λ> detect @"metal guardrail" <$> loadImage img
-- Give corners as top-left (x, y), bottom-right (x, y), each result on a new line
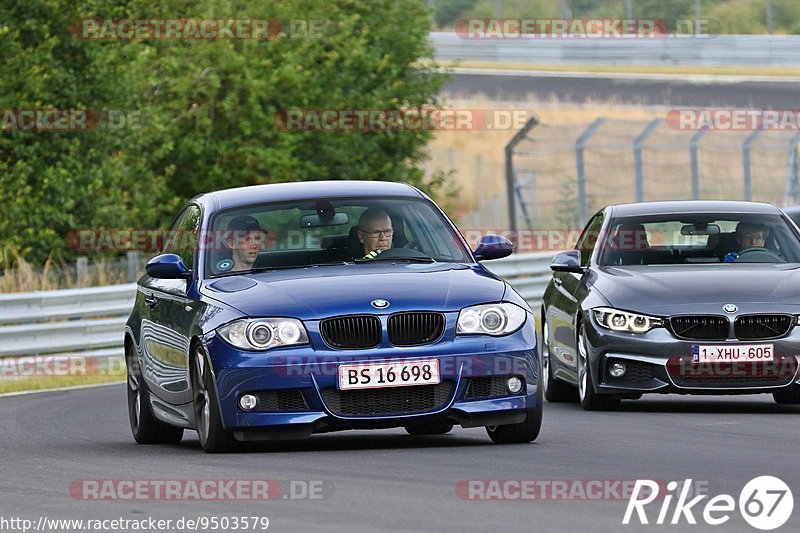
top-left (0, 284), bottom-right (135, 358)
top-left (0, 252), bottom-right (558, 361)
top-left (431, 32), bottom-right (800, 67)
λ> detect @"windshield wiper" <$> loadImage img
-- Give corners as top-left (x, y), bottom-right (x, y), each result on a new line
top-left (249, 261), bottom-right (352, 272)
top-left (354, 256), bottom-right (436, 263)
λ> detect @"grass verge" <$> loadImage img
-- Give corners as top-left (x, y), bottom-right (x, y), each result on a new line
top-left (0, 374), bottom-right (125, 395)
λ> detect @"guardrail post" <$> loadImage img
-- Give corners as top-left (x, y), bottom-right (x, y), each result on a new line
top-left (633, 119), bottom-right (662, 203)
top-left (576, 118), bottom-right (606, 223)
top-left (505, 116), bottom-right (539, 232)
top-left (742, 130), bottom-right (762, 201)
top-left (690, 128), bottom-right (709, 200)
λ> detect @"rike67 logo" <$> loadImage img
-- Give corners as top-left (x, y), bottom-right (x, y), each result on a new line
top-left (624, 477), bottom-right (793, 530)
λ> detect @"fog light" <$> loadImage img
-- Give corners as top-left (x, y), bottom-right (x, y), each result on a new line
top-left (507, 376), bottom-right (523, 394)
top-left (239, 394), bottom-right (258, 411)
top-left (609, 362), bottom-right (627, 378)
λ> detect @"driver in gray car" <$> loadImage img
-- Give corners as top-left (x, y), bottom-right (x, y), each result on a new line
top-left (723, 222), bottom-right (769, 262)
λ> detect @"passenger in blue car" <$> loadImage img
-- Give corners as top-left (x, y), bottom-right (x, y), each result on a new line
top-left (225, 215), bottom-right (266, 271)
top-left (357, 207), bottom-right (393, 259)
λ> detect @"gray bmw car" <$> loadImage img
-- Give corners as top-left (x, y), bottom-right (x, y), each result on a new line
top-left (541, 201), bottom-right (800, 410)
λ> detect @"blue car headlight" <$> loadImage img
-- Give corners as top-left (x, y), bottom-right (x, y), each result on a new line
top-left (457, 302), bottom-right (529, 336)
top-left (593, 307), bottom-right (663, 334)
top-left (218, 318), bottom-right (309, 351)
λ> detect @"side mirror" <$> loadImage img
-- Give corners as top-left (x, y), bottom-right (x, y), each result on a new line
top-left (550, 250), bottom-right (585, 273)
top-left (146, 254), bottom-right (192, 279)
top-left (474, 235), bottom-right (513, 261)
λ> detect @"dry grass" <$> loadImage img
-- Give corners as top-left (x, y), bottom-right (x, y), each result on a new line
top-left (0, 249), bottom-right (133, 293)
top-left (0, 374), bottom-right (125, 395)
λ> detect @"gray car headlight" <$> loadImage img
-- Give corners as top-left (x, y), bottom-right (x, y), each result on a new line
top-left (218, 318), bottom-right (308, 351)
top-left (457, 303), bottom-right (529, 336)
top-left (593, 307), bottom-right (663, 334)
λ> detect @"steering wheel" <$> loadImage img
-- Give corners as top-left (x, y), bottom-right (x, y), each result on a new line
top-left (373, 247), bottom-right (429, 259)
top-left (735, 247), bottom-right (784, 263)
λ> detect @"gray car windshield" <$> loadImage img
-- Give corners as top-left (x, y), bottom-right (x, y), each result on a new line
top-left (598, 213), bottom-right (800, 266)
top-left (205, 197), bottom-right (470, 276)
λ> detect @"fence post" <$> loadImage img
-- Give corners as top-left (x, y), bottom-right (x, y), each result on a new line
top-left (690, 128), bottom-right (709, 200)
top-left (127, 251), bottom-right (140, 282)
top-left (474, 155), bottom-right (483, 227)
top-left (76, 257), bottom-right (89, 286)
top-left (505, 116), bottom-right (539, 232)
top-left (514, 170), bottom-right (535, 230)
top-left (633, 119), bottom-right (662, 203)
top-left (783, 132), bottom-right (800, 206)
top-left (576, 118), bottom-right (606, 223)
top-left (742, 130), bottom-right (762, 201)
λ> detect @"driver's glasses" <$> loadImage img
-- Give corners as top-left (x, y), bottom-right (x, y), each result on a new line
top-left (361, 228), bottom-right (394, 238)
top-left (740, 232), bottom-right (765, 247)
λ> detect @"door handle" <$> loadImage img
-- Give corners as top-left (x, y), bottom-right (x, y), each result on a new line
top-left (145, 294), bottom-right (158, 308)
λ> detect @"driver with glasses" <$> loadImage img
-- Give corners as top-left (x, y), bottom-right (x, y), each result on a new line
top-left (723, 222), bottom-right (770, 262)
top-left (357, 207), bottom-right (394, 259)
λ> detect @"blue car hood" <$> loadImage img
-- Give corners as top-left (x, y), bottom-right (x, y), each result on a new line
top-left (200, 263), bottom-right (505, 319)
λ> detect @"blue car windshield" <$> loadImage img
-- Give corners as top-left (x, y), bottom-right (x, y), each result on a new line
top-left (597, 213), bottom-right (800, 266)
top-left (205, 196), bottom-right (470, 276)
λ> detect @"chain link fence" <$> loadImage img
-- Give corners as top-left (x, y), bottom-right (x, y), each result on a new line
top-left (455, 118), bottom-right (800, 232)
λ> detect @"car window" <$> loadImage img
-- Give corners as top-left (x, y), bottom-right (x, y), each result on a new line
top-left (599, 213), bottom-right (800, 266)
top-left (162, 204), bottom-right (201, 270)
top-left (575, 213), bottom-right (604, 266)
top-left (205, 197), bottom-right (470, 276)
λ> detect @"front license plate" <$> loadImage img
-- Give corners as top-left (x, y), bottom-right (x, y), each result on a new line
top-left (338, 360), bottom-right (440, 390)
top-left (691, 344), bottom-right (774, 362)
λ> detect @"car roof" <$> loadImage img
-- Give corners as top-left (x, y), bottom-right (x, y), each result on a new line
top-left (609, 200), bottom-right (782, 217)
top-left (193, 180), bottom-right (424, 211)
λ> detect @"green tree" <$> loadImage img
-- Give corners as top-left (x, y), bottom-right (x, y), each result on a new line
top-left (0, 0), bottom-right (448, 267)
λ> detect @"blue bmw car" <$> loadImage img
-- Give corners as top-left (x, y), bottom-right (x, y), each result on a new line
top-left (125, 181), bottom-right (541, 452)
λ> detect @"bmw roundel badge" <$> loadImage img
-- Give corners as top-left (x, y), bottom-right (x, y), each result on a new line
top-left (371, 299), bottom-right (390, 309)
top-left (723, 303), bottom-right (737, 313)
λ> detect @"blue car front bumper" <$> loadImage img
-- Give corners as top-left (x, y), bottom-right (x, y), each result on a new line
top-left (203, 321), bottom-right (538, 441)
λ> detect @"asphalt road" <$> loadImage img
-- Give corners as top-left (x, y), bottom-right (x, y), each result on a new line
top-left (447, 72), bottom-right (800, 108)
top-left (1, 383), bottom-right (798, 532)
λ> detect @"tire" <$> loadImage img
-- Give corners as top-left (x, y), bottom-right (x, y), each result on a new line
top-left (192, 345), bottom-right (238, 453)
top-left (540, 313), bottom-right (578, 403)
top-left (577, 323), bottom-right (619, 411)
top-left (773, 386), bottom-right (800, 404)
top-left (486, 378), bottom-right (543, 444)
top-left (126, 346), bottom-right (184, 445)
top-left (404, 421), bottom-right (454, 435)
